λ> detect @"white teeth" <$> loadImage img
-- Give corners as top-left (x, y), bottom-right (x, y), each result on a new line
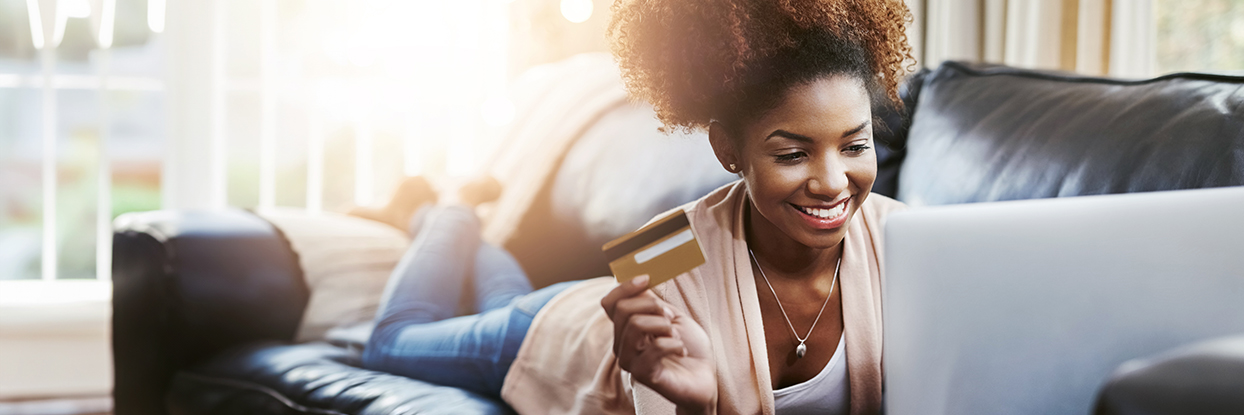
top-left (799, 202), bottom-right (846, 219)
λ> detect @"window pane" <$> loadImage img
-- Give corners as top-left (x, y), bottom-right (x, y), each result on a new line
top-left (371, 123), bottom-right (405, 211)
top-left (1155, 0), bottom-right (1244, 74)
top-left (56, 89), bottom-right (100, 280)
top-left (275, 104), bottom-right (308, 208)
top-left (0, 88), bottom-right (41, 281)
top-left (323, 124), bottom-right (355, 212)
top-left (228, 93), bottom-right (261, 208)
top-left (109, 89), bottom-right (163, 222)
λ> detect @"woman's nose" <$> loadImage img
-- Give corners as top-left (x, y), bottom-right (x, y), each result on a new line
top-left (807, 155), bottom-right (849, 197)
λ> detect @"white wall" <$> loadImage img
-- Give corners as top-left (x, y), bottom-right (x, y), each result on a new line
top-left (0, 281), bottom-right (112, 399)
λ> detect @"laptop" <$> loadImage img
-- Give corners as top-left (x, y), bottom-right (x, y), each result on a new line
top-left (882, 186), bottom-right (1244, 415)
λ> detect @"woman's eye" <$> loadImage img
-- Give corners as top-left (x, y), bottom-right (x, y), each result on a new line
top-left (775, 152), bottom-right (805, 162)
top-left (845, 144), bottom-right (872, 155)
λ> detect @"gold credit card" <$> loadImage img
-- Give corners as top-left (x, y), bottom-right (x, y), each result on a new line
top-left (602, 209), bottom-right (706, 289)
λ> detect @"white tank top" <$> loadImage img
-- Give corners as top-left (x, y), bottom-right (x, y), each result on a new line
top-left (772, 334), bottom-right (850, 414)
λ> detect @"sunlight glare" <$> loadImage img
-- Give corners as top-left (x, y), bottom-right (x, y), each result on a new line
top-left (25, 0), bottom-right (45, 49)
top-left (481, 95), bottom-right (516, 126)
top-left (148, 0), bottom-right (166, 33)
top-left (98, 0), bottom-right (116, 48)
top-left (561, 0), bottom-right (592, 23)
top-left (63, 0), bottom-right (91, 19)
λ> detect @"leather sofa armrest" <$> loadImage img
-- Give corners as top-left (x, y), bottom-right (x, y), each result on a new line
top-left (1094, 335), bottom-right (1244, 414)
top-left (112, 209), bottom-right (309, 415)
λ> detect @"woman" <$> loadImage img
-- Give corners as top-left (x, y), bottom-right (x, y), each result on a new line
top-left (361, 0), bottom-right (913, 413)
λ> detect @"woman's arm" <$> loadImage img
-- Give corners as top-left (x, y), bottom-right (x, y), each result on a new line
top-left (601, 275), bottom-right (717, 413)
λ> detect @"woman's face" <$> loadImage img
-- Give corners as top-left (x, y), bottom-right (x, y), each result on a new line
top-left (712, 75), bottom-right (877, 250)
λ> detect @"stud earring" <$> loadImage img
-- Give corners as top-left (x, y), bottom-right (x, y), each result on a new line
top-left (728, 163), bottom-right (737, 172)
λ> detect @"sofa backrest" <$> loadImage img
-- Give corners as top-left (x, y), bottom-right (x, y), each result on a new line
top-left (897, 61), bottom-right (1244, 206)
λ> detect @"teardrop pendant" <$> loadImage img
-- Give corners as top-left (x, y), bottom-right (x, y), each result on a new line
top-left (796, 342), bottom-right (807, 358)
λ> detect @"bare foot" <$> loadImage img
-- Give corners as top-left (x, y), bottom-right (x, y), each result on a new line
top-left (458, 175), bottom-right (502, 207)
top-left (349, 176), bottom-right (438, 230)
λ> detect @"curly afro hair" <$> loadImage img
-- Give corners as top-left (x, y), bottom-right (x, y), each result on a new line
top-left (608, 0), bottom-right (914, 134)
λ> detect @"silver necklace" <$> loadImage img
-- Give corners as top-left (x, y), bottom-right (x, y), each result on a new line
top-left (748, 248), bottom-right (840, 359)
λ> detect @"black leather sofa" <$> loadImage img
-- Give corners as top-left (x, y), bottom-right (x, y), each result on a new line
top-left (112, 61), bottom-right (1244, 415)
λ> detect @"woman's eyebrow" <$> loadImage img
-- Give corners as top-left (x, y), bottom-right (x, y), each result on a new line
top-left (841, 120), bottom-right (870, 138)
top-left (765, 120), bottom-right (871, 142)
top-left (766, 130), bottom-right (815, 142)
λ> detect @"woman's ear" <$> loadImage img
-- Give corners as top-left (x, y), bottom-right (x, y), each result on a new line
top-left (708, 121), bottom-right (741, 174)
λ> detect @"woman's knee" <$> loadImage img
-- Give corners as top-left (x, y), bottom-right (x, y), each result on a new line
top-left (421, 205), bottom-right (480, 237)
top-left (361, 316), bottom-right (410, 370)
top-left (360, 328), bottom-right (389, 370)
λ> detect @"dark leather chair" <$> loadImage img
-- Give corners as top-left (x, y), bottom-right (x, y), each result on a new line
top-left (111, 61), bottom-right (1244, 414)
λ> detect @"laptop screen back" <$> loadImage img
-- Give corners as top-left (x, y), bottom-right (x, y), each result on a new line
top-left (883, 186), bottom-right (1244, 415)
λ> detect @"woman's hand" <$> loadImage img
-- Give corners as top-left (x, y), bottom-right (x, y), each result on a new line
top-left (601, 275), bottom-right (716, 413)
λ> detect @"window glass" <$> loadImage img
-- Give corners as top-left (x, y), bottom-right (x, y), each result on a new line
top-left (228, 93), bottom-right (261, 208)
top-left (0, 0), bottom-right (163, 280)
top-left (108, 89), bottom-right (164, 227)
top-left (56, 88), bottom-right (101, 280)
top-left (274, 104), bottom-right (309, 208)
top-left (0, 88), bottom-right (41, 280)
top-left (323, 123), bottom-right (357, 212)
top-left (1155, 0), bottom-right (1244, 74)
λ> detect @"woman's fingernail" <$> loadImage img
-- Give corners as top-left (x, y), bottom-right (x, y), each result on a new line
top-left (633, 275), bottom-right (649, 287)
top-left (681, 347), bottom-right (688, 357)
top-left (663, 306), bottom-right (675, 320)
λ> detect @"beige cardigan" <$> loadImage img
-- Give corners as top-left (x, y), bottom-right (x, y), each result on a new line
top-left (501, 180), bottom-right (905, 414)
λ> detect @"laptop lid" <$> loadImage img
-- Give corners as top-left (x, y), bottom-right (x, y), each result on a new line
top-left (883, 186), bottom-right (1244, 415)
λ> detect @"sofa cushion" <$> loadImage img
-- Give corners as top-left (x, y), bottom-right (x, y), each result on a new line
top-left (169, 342), bottom-right (512, 415)
top-left (899, 61), bottom-right (1244, 206)
top-left (256, 208), bottom-right (411, 342)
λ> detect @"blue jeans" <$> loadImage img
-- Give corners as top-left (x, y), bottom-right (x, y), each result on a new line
top-left (361, 205), bottom-right (576, 399)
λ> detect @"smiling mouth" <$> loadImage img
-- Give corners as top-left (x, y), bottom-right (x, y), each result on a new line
top-left (792, 198), bottom-right (849, 221)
